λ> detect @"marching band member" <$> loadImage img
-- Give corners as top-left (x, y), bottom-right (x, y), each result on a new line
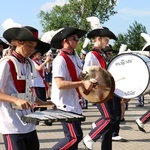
top-left (50, 27), bottom-right (93, 150)
top-left (103, 44), bottom-right (128, 142)
top-left (102, 44), bottom-right (114, 62)
top-left (0, 26), bottom-right (53, 150)
top-left (30, 49), bottom-right (53, 125)
top-left (83, 27), bottom-right (117, 150)
top-left (136, 44), bottom-right (150, 133)
top-left (30, 49), bottom-right (53, 111)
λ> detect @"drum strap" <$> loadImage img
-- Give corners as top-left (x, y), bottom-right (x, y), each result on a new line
top-left (60, 52), bottom-right (82, 99)
top-left (92, 51), bottom-right (106, 69)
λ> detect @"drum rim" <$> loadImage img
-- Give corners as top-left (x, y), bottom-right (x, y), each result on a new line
top-left (107, 52), bottom-right (150, 99)
top-left (107, 52), bottom-right (150, 69)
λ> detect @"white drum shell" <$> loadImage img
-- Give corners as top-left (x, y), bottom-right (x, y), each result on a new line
top-left (107, 53), bottom-right (150, 99)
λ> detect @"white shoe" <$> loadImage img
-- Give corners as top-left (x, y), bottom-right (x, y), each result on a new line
top-left (91, 122), bottom-right (96, 129)
top-left (112, 136), bottom-right (128, 142)
top-left (112, 136), bottom-right (122, 140)
top-left (83, 135), bottom-right (94, 150)
top-left (136, 118), bottom-right (146, 132)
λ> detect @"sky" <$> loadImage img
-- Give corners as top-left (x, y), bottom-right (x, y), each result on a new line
top-left (0, 0), bottom-right (150, 40)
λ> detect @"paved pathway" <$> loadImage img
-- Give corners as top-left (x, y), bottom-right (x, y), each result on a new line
top-left (0, 96), bottom-right (150, 150)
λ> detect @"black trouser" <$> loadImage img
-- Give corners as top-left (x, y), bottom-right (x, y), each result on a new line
top-left (3, 130), bottom-right (39, 150)
top-left (90, 99), bottom-right (115, 150)
top-left (51, 120), bottom-right (83, 150)
top-left (140, 110), bottom-right (150, 124)
top-left (33, 87), bottom-right (47, 111)
top-left (112, 95), bottom-right (122, 137)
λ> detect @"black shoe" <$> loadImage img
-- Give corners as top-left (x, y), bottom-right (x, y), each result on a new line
top-left (136, 104), bottom-right (144, 107)
top-left (120, 118), bottom-right (125, 122)
top-left (82, 106), bottom-right (88, 109)
top-left (92, 103), bottom-right (96, 106)
top-left (44, 120), bottom-right (52, 126)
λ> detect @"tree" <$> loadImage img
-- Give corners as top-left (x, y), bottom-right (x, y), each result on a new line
top-left (38, 0), bottom-right (117, 54)
top-left (113, 21), bottom-right (147, 52)
top-left (38, 0), bottom-right (117, 32)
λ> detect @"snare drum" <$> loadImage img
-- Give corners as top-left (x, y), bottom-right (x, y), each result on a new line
top-left (107, 53), bottom-right (150, 99)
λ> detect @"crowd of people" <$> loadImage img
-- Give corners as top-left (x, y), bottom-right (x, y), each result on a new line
top-left (0, 24), bottom-right (149, 150)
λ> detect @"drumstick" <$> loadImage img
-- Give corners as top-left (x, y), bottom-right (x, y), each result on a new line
top-left (11, 104), bottom-right (31, 110)
top-left (35, 105), bottom-right (55, 108)
top-left (35, 105), bottom-right (66, 108)
top-left (12, 104), bottom-right (66, 110)
top-left (83, 85), bottom-right (111, 95)
top-left (115, 77), bottom-right (125, 82)
top-left (94, 82), bottom-right (111, 91)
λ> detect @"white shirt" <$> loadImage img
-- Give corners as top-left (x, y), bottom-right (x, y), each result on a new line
top-left (51, 54), bottom-right (82, 114)
top-left (0, 59), bottom-right (35, 134)
top-left (84, 51), bottom-right (102, 69)
top-left (31, 60), bottom-right (45, 87)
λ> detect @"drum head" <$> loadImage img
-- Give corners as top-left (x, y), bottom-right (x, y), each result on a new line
top-left (79, 66), bottom-right (115, 103)
top-left (107, 53), bottom-right (150, 99)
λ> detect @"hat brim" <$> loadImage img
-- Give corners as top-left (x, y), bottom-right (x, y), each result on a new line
top-left (87, 29), bottom-right (102, 39)
top-left (37, 40), bottom-right (51, 55)
top-left (3, 27), bottom-right (51, 55)
top-left (0, 39), bottom-right (9, 49)
top-left (51, 27), bottom-right (87, 49)
top-left (143, 45), bottom-right (150, 51)
top-left (87, 28), bottom-right (117, 40)
top-left (30, 49), bottom-right (39, 58)
top-left (103, 48), bottom-right (118, 54)
top-left (101, 29), bottom-right (117, 40)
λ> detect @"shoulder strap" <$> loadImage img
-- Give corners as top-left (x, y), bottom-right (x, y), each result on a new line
top-left (60, 52), bottom-right (81, 98)
top-left (92, 51), bottom-right (106, 69)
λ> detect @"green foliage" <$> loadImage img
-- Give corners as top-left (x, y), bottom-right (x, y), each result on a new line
top-left (37, 0), bottom-right (117, 52)
top-left (113, 21), bottom-right (147, 52)
top-left (38, 0), bottom-right (117, 33)
top-left (38, 1), bottom-right (148, 55)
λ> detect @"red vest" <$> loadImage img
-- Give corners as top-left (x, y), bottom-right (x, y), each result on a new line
top-left (8, 60), bottom-right (26, 93)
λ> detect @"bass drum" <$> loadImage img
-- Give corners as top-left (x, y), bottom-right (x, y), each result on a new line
top-left (107, 53), bottom-right (150, 99)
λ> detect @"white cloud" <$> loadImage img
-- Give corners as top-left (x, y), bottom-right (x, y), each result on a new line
top-left (118, 8), bottom-right (150, 17)
top-left (40, 0), bottom-right (68, 12)
top-left (2, 18), bottom-right (22, 30)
